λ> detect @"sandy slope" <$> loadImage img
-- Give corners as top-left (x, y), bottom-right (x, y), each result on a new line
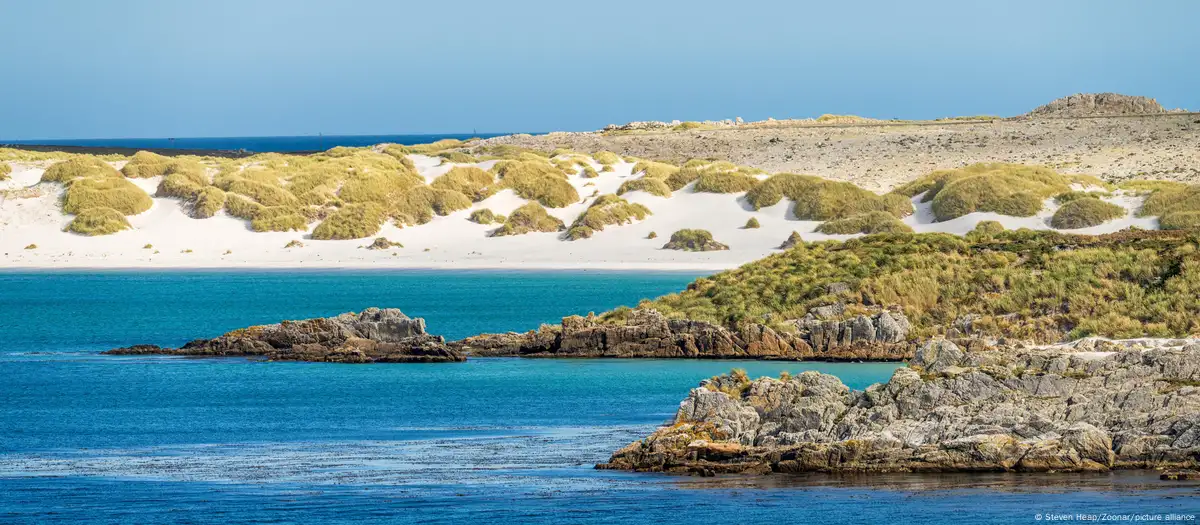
top-left (0, 155), bottom-right (1161, 271)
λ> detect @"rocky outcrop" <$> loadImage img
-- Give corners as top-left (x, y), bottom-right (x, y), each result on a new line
top-left (452, 309), bottom-right (912, 360)
top-left (599, 338), bottom-right (1200, 474)
top-left (794, 309), bottom-right (913, 359)
top-left (105, 308), bottom-right (465, 363)
top-left (1026, 93), bottom-right (1170, 118)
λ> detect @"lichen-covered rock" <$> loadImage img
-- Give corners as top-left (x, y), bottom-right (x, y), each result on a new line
top-left (1026, 93), bottom-right (1169, 118)
top-left (105, 308), bottom-right (464, 363)
top-left (794, 309), bottom-right (913, 359)
top-left (599, 339), bottom-right (1200, 474)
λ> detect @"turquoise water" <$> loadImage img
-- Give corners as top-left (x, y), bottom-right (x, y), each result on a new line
top-left (0, 271), bottom-right (1196, 523)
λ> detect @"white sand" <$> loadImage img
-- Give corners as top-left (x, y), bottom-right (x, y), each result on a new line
top-left (0, 156), bottom-right (1164, 271)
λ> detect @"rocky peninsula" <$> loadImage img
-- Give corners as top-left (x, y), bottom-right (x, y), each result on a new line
top-left (598, 338), bottom-right (1200, 474)
top-left (105, 308), bottom-right (465, 363)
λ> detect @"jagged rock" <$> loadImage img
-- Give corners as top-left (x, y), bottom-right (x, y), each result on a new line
top-left (105, 308), bottom-right (464, 363)
top-left (1026, 93), bottom-right (1169, 118)
top-left (599, 339), bottom-right (1200, 474)
top-left (794, 310), bottom-right (912, 358)
top-left (778, 231), bottom-right (804, 250)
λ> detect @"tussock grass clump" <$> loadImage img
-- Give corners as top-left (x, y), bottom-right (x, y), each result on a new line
top-left (437, 151), bottom-right (478, 164)
top-left (626, 230), bottom-right (1200, 340)
top-left (121, 151), bottom-right (174, 178)
top-left (816, 211), bottom-right (913, 234)
top-left (592, 151), bottom-right (621, 165)
top-left (224, 193), bottom-right (266, 220)
top-left (218, 177), bottom-right (298, 207)
top-left (694, 170), bottom-right (759, 193)
top-left (1050, 198), bottom-right (1125, 229)
top-left (250, 206), bottom-right (309, 232)
top-left (580, 166), bottom-right (599, 178)
top-left (491, 202), bottom-right (564, 236)
top-left (431, 167), bottom-right (496, 201)
top-left (1054, 190), bottom-right (1110, 204)
top-left (748, 173), bottom-right (912, 220)
top-left (312, 203), bottom-right (388, 240)
top-left (648, 231), bottom-right (658, 239)
top-left (890, 164), bottom-right (1077, 222)
top-left (42, 157), bottom-right (121, 183)
top-left (393, 186), bottom-right (473, 225)
top-left (24, 243), bottom-right (36, 250)
top-left (779, 231), bottom-right (804, 249)
top-left (366, 237), bottom-right (403, 250)
top-left (285, 240), bottom-right (305, 248)
top-left (617, 177), bottom-right (672, 197)
top-left (67, 207), bottom-right (131, 236)
top-left (156, 169), bottom-right (209, 199)
top-left (0, 162), bottom-right (11, 180)
top-left (62, 177), bottom-right (153, 216)
top-left (493, 161), bottom-right (578, 207)
top-left (338, 170), bottom-right (424, 204)
top-left (565, 194), bottom-right (651, 240)
top-left (967, 220), bottom-right (1006, 239)
top-left (1138, 184), bottom-right (1200, 230)
top-left (469, 208), bottom-right (501, 224)
top-left (630, 160), bottom-right (679, 180)
top-left (191, 186), bottom-right (227, 219)
top-left (744, 217), bottom-right (761, 229)
top-left (663, 229), bottom-right (729, 251)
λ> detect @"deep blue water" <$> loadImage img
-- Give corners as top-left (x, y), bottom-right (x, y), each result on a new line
top-left (0, 271), bottom-right (1196, 524)
top-left (0, 133), bottom-right (513, 153)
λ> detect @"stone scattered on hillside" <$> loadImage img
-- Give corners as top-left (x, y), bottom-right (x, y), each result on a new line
top-left (599, 338), bottom-right (1200, 474)
top-left (1026, 93), bottom-right (1169, 118)
top-left (105, 308), bottom-right (464, 363)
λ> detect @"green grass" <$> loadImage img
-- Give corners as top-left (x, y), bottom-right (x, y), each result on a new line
top-left (61, 177), bottom-right (153, 216)
top-left (816, 211), bottom-right (913, 234)
top-left (744, 217), bottom-right (761, 229)
top-left (430, 167), bottom-right (496, 201)
top-left (251, 209), bottom-right (309, 232)
top-left (66, 207), bottom-right (132, 236)
top-left (191, 187), bottom-right (227, 219)
top-left (469, 208), bottom-right (501, 224)
top-left (393, 186), bottom-right (473, 225)
top-left (338, 170), bottom-right (425, 204)
top-left (217, 176), bottom-right (299, 207)
top-left (437, 151), bottom-right (478, 164)
top-left (1050, 198), bottom-right (1126, 229)
top-left (662, 229), bottom-right (728, 251)
top-left (592, 151), bottom-right (621, 165)
top-left (967, 220), bottom-right (1006, 239)
top-left (617, 177), bottom-right (672, 197)
top-left (613, 230), bottom-right (1200, 340)
top-left (890, 164), bottom-right (1087, 222)
top-left (492, 160), bottom-right (578, 207)
top-left (565, 194), bottom-right (651, 240)
top-left (1138, 184), bottom-right (1200, 231)
top-left (121, 151), bottom-right (174, 178)
top-left (630, 160), bottom-right (678, 180)
top-left (41, 157), bottom-right (121, 183)
top-left (224, 193), bottom-right (266, 220)
top-left (748, 173), bottom-right (912, 220)
top-left (694, 170), bottom-right (759, 193)
top-left (312, 203), bottom-right (388, 240)
top-left (490, 202), bottom-right (564, 236)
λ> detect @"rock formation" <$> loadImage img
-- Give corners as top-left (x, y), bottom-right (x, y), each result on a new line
top-left (105, 308), bottom-right (464, 363)
top-left (452, 308), bottom-right (912, 360)
top-left (599, 338), bottom-right (1200, 474)
top-left (1026, 93), bottom-right (1169, 118)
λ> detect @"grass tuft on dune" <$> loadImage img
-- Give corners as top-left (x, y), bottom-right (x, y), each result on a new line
top-left (1050, 198), bottom-right (1125, 229)
top-left (67, 207), bottom-right (132, 236)
top-left (565, 194), bottom-right (651, 240)
top-left (431, 167), bottom-right (497, 201)
top-left (312, 203), bottom-right (388, 240)
top-left (816, 211), bottom-right (913, 234)
top-left (890, 163), bottom-right (1094, 222)
top-left (491, 202), bottom-right (564, 236)
top-left (492, 160), bottom-right (579, 207)
top-left (748, 173), bottom-right (912, 220)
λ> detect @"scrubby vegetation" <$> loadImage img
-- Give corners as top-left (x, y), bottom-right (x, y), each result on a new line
top-left (891, 163), bottom-right (1104, 222)
top-left (662, 229), bottom-right (729, 251)
top-left (779, 231), bottom-right (803, 249)
top-left (592, 151), bottom-right (621, 165)
top-left (748, 173), bottom-right (912, 220)
top-left (648, 231), bottom-right (658, 239)
top-left (615, 230), bottom-right (1200, 341)
top-left (66, 207), bottom-right (131, 236)
top-left (24, 243), bottom-right (36, 250)
top-left (41, 157), bottom-right (122, 183)
top-left (469, 208), bottom-right (502, 224)
top-left (617, 177), bottom-right (672, 197)
top-left (393, 186), bottom-right (472, 225)
top-left (250, 207), bottom-right (309, 232)
top-left (366, 237), bottom-right (403, 250)
top-left (121, 151), bottom-right (175, 178)
top-left (492, 160), bottom-right (579, 207)
top-left (1050, 198), bottom-right (1125, 229)
top-left (437, 151), bottom-right (478, 164)
top-left (1054, 190), bottom-right (1110, 204)
top-left (312, 203), bottom-right (388, 240)
top-left (0, 162), bottom-right (11, 180)
top-left (1138, 183), bottom-right (1200, 230)
top-left (744, 217), bottom-right (760, 229)
top-left (967, 220), bottom-right (1006, 239)
top-left (61, 177), bottom-right (153, 216)
top-left (694, 170), bottom-right (760, 193)
top-left (816, 211), bottom-right (913, 234)
top-left (490, 202), bottom-right (564, 236)
top-left (565, 194), bottom-right (651, 240)
top-left (431, 167), bottom-right (496, 201)
top-left (191, 187), bottom-right (227, 219)
top-left (630, 160), bottom-right (679, 180)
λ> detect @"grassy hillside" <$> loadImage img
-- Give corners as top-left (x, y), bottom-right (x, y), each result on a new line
top-left (608, 229), bottom-right (1200, 341)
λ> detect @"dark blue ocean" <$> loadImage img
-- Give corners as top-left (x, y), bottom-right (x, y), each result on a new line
top-left (0, 271), bottom-right (1196, 524)
top-left (0, 133), bottom-right (513, 153)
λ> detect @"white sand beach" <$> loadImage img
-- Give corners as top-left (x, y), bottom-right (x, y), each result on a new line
top-left (0, 153), bottom-right (1160, 271)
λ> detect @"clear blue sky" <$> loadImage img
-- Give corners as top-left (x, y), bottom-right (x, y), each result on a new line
top-left (1, 0), bottom-right (1196, 139)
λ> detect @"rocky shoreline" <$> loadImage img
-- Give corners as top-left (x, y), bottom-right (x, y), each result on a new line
top-left (597, 338), bottom-right (1200, 475)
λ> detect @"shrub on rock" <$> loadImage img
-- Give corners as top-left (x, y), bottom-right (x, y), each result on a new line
top-left (663, 229), bottom-right (729, 251)
top-left (778, 231), bottom-right (803, 249)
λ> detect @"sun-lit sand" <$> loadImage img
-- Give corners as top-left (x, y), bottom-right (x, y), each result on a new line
top-left (0, 153), bottom-right (1162, 270)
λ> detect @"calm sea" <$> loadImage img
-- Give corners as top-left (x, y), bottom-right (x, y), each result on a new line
top-left (0, 271), bottom-right (1195, 524)
top-left (0, 133), bottom-right (514, 153)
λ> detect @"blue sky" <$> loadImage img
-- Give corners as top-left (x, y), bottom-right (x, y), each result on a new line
top-left (0, 0), bottom-right (1196, 139)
